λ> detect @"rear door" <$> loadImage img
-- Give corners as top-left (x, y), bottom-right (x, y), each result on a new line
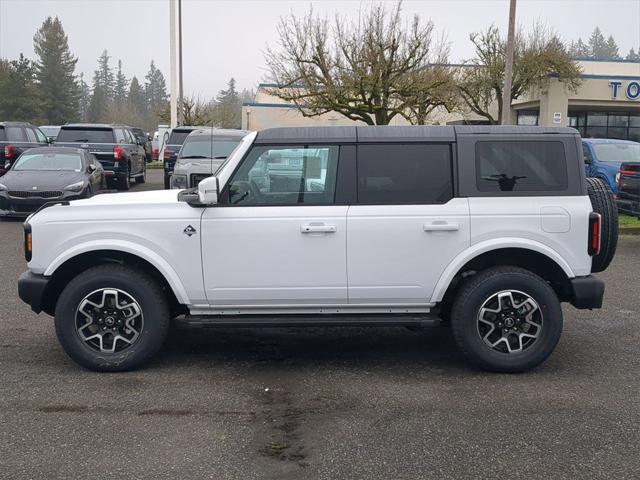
top-left (347, 143), bottom-right (470, 306)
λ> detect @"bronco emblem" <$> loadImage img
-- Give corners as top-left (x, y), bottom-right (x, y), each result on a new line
top-left (183, 225), bottom-right (197, 237)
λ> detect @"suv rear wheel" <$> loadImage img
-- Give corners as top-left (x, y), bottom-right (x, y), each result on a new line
top-left (135, 163), bottom-right (146, 184)
top-left (450, 266), bottom-right (563, 373)
top-left (54, 264), bottom-right (170, 371)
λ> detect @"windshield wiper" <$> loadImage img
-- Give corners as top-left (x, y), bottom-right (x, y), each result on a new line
top-left (180, 155), bottom-right (209, 159)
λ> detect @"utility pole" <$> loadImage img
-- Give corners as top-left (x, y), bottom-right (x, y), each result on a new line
top-left (501, 0), bottom-right (517, 125)
top-left (169, 0), bottom-right (177, 128)
top-left (177, 0), bottom-right (184, 125)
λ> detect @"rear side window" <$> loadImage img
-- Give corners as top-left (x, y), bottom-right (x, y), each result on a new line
top-left (5, 126), bottom-right (26, 141)
top-left (168, 130), bottom-right (192, 145)
top-left (476, 141), bottom-right (568, 192)
top-left (357, 144), bottom-right (453, 204)
top-left (57, 128), bottom-right (115, 143)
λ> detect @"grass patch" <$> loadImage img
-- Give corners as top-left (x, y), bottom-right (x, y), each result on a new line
top-left (619, 214), bottom-right (640, 227)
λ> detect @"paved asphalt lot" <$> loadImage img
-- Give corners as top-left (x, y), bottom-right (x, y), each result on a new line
top-left (1, 169), bottom-right (639, 479)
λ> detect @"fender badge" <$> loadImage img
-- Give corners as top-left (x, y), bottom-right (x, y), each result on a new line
top-left (183, 225), bottom-right (197, 237)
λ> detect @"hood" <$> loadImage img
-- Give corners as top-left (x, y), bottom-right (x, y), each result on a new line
top-left (1, 170), bottom-right (86, 190)
top-left (70, 188), bottom-right (180, 207)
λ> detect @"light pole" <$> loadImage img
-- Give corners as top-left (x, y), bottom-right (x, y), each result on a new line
top-left (169, 0), bottom-right (177, 128)
top-left (501, 0), bottom-right (517, 125)
top-left (177, 0), bottom-right (184, 125)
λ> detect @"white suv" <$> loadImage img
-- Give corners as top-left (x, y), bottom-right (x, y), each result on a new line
top-left (18, 126), bottom-right (617, 373)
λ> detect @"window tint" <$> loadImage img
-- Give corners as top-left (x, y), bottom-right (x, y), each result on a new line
top-left (114, 128), bottom-right (126, 143)
top-left (476, 141), bottom-right (568, 192)
top-left (25, 128), bottom-right (37, 142)
top-left (34, 128), bottom-right (48, 143)
top-left (168, 130), bottom-right (192, 145)
top-left (5, 127), bottom-right (26, 141)
top-left (57, 128), bottom-right (115, 143)
top-left (228, 145), bottom-right (339, 205)
top-left (357, 144), bottom-right (453, 204)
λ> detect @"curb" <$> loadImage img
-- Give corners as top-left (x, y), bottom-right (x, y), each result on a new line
top-left (620, 226), bottom-right (640, 235)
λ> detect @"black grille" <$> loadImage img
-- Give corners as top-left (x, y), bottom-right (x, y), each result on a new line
top-left (8, 190), bottom-right (62, 199)
top-left (190, 174), bottom-right (210, 187)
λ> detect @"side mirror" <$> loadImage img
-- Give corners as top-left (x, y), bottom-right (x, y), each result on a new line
top-left (87, 164), bottom-right (96, 173)
top-left (198, 176), bottom-right (219, 204)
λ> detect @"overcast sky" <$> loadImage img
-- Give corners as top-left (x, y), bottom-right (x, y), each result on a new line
top-left (1, 0), bottom-right (639, 99)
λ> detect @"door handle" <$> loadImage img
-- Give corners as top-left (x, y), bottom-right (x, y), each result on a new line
top-left (423, 222), bottom-right (459, 232)
top-left (301, 224), bottom-right (337, 233)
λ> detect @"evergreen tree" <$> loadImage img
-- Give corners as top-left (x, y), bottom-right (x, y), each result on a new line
top-left (627, 48), bottom-right (640, 61)
top-left (0, 55), bottom-right (42, 122)
top-left (114, 59), bottom-right (128, 104)
top-left (93, 49), bottom-right (115, 99)
top-left (215, 77), bottom-right (241, 128)
top-left (144, 60), bottom-right (168, 112)
top-left (127, 76), bottom-right (147, 115)
top-left (568, 38), bottom-right (590, 58)
top-left (604, 35), bottom-right (621, 59)
top-left (87, 84), bottom-right (109, 123)
top-left (588, 27), bottom-right (609, 59)
top-left (33, 16), bottom-right (78, 123)
top-left (78, 72), bottom-right (91, 121)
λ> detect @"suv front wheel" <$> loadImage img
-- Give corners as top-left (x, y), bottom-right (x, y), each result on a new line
top-left (54, 264), bottom-right (170, 371)
top-left (450, 266), bottom-right (563, 373)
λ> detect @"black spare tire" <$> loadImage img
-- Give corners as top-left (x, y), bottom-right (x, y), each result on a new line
top-left (587, 177), bottom-right (618, 273)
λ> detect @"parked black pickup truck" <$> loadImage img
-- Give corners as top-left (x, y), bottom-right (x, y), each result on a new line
top-left (617, 162), bottom-right (640, 217)
top-left (55, 124), bottom-right (146, 190)
top-left (163, 126), bottom-right (201, 189)
top-left (0, 121), bottom-right (49, 175)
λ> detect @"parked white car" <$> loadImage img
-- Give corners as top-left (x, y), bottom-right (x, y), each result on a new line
top-left (170, 128), bottom-right (247, 189)
top-left (18, 126), bottom-right (617, 373)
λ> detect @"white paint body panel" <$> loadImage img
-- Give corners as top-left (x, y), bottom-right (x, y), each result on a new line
top-left (347, 199), bottom-right (470, 304)
top-left (201, 206), bottom-right (348, 305)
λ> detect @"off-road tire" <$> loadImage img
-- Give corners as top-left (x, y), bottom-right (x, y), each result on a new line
top-left (586, 177), bottom-right (618, 273)
top-left (450, 266), bottom-right (563, 373)
top-left (54, 264), bottom-right (170, 372)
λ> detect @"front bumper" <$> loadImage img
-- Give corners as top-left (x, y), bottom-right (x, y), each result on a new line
top-left (18, 271), bottom-right (51, 314)
top-left (569, 275), bottom-right (605, 309)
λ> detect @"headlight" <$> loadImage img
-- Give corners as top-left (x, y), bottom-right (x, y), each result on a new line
top-left (64, 181), bottom-right (87, 192)
top-left (171, 174), bottom-right (187, 189)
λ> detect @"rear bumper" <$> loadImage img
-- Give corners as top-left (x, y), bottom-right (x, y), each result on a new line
top-left (18, 271), bottom-right (51, 314)
top-left (569, 275), bottom-right (605, 309)
top-left (616, 197), bottom-right (640, 217)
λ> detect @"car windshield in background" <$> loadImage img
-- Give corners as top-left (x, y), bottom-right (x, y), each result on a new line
top-left (57, 128), bottom-right (114, 143)
top-left (593, 143), bottom-right (640, 162)
top-left (168, 130), bottom-right (192, 145)
top-left (13, 153), bottom-right (82, 171)
top-left (180, 137), bottom-right (242, 159)
top-left (40, 126), bottom-right (60, 138)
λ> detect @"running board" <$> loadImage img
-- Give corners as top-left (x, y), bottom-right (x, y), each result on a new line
top-left (177, 314), bottom-right (442, 328)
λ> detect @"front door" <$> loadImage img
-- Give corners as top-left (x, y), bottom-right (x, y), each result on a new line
top-left (201, 144), bottom-right (348, 308)
top-left (347, 143), bottom-right (470, 305)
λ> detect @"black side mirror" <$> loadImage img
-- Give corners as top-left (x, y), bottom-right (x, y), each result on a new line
top-left (87, 164), bottom-right (96, 173)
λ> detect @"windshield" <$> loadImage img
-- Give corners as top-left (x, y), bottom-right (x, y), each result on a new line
top-left (168, 130), bottom-right (192, 145)
top-left (13, 152), bottom-right (82, 171)
top-left (179, 137), bottom-right (242, 160)
top-left (593, 143), bottom-right (640, 163)
top-left (40, 126), bottom-right (60, 138)
top-left (57, 128), bottom-right (114, 143)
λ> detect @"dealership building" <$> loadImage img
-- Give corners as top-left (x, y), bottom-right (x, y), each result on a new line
top-left (242, 59), bottom-right (640, 141)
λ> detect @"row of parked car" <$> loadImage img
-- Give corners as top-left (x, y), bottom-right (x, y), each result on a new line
top-left (0, 121), bottom-right (153, 217)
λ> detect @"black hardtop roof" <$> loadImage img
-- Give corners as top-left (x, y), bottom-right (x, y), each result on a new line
top-left (255, 125), bottom-right (579, 144)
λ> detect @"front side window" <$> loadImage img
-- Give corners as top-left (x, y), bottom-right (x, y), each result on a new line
top-left (227, 145), bottom-right (339, 205)
top-left (34, 128), bottom-right (48, 143)
top-left (357, 144), bottom-right (453, 204)
top-left (476, 141), bottom-right (568, 192)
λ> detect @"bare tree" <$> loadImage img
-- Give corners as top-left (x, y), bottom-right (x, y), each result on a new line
top-left (265, 2), bottom-right (457, 125)
top-left (458, 23), bottom-right (582, 124)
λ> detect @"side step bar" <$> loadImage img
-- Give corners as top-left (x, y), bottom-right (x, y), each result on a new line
top-left (177, 314), bottom-right (442, 328)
